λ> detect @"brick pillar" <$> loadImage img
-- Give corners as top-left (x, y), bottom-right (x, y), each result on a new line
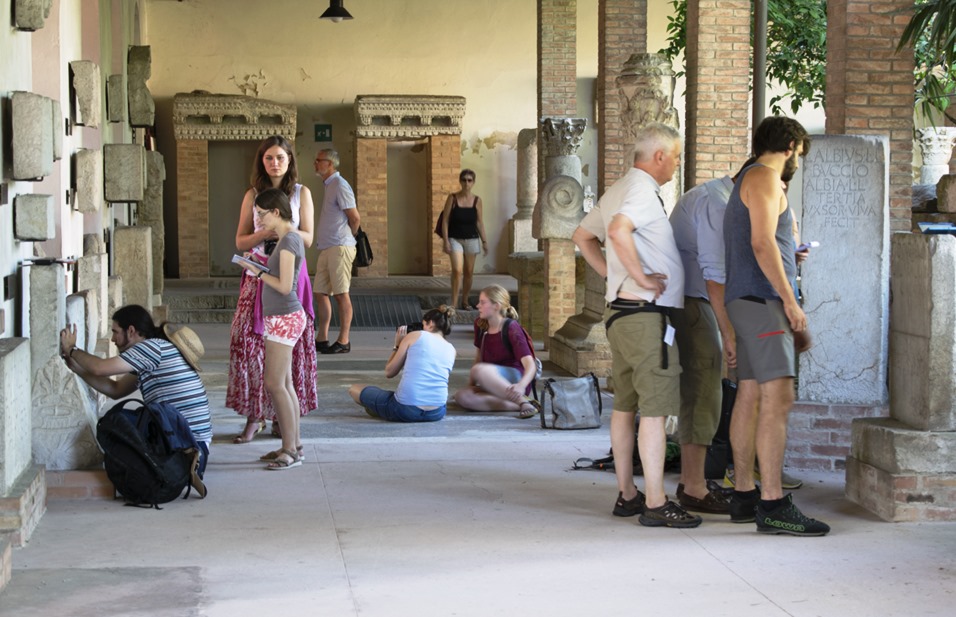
top-left (598, 0), bottom-right (647, 194)
top-left (538, 0), bottom-right (578, 187)
top-left (826, 0), bottom-right (914, 232)
top-left (428, 134), bottom-right (460, 277)
top-left (685, 0), bottom-right (751, 189)
top-left (354, 138), bottom-right (388, 277)
top-left (543, 238), bottom-right (576, 348)
top-left (176, 139), bottom-right (209, 278)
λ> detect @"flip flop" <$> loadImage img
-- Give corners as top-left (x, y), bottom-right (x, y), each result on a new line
top-left (265, 448), bottom-right (302, 471)
top-left (232, 420), bottom-right (266, 444)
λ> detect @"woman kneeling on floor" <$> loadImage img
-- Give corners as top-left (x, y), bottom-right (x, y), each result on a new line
top-left (453, 285), bottom-right (541, 419)
top-left (349, 306), bottom-right (457, 422)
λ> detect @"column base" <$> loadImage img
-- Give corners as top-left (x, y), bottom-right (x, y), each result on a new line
top-left (0, 465), bottom-right (47, 547)
top-left (549, 312), bottom-right (612, 377)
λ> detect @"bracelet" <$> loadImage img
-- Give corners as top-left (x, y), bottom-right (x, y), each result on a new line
top-left (392, 346), bottom-right (399, 351)
top-left (256, 271), bottom-right (264, 279)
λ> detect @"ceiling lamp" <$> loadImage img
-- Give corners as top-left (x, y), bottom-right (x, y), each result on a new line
top-left (320, 0), bottom-right (353, 23)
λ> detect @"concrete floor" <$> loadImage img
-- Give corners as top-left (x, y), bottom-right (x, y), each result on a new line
top-left (3, 325), bottom-right (956, 616)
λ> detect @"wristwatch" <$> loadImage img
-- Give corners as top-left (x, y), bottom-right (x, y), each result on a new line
top-left (256, 271), bottom-right (264, 279)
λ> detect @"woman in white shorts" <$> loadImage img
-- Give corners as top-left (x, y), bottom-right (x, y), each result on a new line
top-left (440, 169), bottom-right (488, 310)
top-left (238, 188), bottom-right (307, 470)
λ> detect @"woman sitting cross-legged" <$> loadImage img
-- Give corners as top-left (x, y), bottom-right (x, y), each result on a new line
top-left (453, 284), bottom-right (541, 419)
top-left (349, 306), bottom-right (457, 422)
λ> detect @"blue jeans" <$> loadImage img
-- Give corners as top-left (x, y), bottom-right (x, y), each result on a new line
top-left (359, 387), bottom-right (446, 423)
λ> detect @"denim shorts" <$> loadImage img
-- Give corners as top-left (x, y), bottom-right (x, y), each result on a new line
top-left (448, 237), bottom-right (481, 255)
top-left (359, 386), bottom-right (446, 423)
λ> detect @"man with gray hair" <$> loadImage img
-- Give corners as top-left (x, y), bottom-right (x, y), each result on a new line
top-left (313, 148), bottom-right (360, 354)
top-left (572, 123), bottom-right (701, 529)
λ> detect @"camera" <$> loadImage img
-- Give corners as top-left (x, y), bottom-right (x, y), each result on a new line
top-left (404, 322), bottom-right (424, 332)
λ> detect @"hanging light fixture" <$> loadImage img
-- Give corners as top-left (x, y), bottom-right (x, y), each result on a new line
top-left (320, 0), bottom-right (353, 23)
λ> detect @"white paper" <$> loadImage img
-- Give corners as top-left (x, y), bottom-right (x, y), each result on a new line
top-left (664, 324), bottom-right (676, 346)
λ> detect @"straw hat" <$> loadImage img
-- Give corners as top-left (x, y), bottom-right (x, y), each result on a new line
top-left (163, 324), bottom-right (205, 373)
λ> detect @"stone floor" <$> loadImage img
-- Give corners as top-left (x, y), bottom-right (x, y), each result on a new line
top-left (3, 314), bottom-right (956, 616)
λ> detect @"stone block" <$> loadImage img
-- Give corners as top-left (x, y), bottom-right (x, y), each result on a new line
top-left (11, 91), bottom-right (54, 180)
top-left (52, 99), bottom-right (62, 161)
top-left (0, 338), bottom-right (32, 495)
top-left (113, 226), bottom-right (153, 311)
top-left (142, 151), bottom-right (166, 294)
top-left (13, 194), bottom-right (55, 241)
top-left (106, 74), bottom-right (127, 123)
top-left (75, 148), bottom-right (104, 215)
top-left (83, 233), bottom-right (105, 255)
top-left (29, 264), bottom-right (65, 376)
top-left (108, 275), bottom-right (124, 318)
top-left (128, 46), bottom-right (155, 127)
top-left (76, 254), bottom-right (109, 338)
top-left (508, 218), bottom-right (537, 254)
top-left (850, 417), bottom-right (956, 474)
top-left (845, 456), bottom-right (956, 522)
top-left (31, 356), bottom-right (102, 471)
top-left (889, 234), bottom-right (956, 431)
top-left (69, 61), bottom-right (101, 128)
top-left (65, 292), bottom-right (97, 355)
top-left (13, 0), bottom-right (52, 31)
top-left (532, 175), bottom-right (585, 241)
top-left (104, 144), bottom-right (146, 202)
top-left (937, 174), bottom-right (956, 214)
top-left (799, 135), bottom-right (890, 405)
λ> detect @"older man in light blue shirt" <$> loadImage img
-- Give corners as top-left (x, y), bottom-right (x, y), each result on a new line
top-left (668, 175), bottom-right (737, 515)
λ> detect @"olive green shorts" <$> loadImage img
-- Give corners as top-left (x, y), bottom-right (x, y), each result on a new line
top-left (604, 307), bottom-right (681, 417)
top-left (671, 298), bottom-right (722, 445)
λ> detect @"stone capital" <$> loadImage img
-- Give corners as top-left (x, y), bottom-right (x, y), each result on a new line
top-left (539, 118), bottom-right (587, 157)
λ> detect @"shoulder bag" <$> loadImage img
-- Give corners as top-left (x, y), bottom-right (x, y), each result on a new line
top-left (353, 227), bottom-right (373, 268)
top-left (539, 372), bottom-right (602, 430)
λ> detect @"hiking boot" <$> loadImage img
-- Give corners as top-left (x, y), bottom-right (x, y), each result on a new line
top-left (639, 500), bottom-right (702, 528)
top-left (729, 490), bottom-right (759, 523)
top-left (612, 489), bottom-right (646, 517)
top-left (676, 483), bottom-right (731, 514)
top-left (755, 494), bottom-right (830, 536)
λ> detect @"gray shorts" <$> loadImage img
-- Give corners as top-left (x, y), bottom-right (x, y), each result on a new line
top-left (726, 297), bottom-right (795, 384)
top-left (449, 237), bottom-right (481, 255)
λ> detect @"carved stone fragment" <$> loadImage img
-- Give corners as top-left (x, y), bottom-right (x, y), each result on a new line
top-left (14, 0), bottom-right (52, 31)
top-left (75, 148), bottom-right (104, 214)
top-left (107, 74), bottom-right (127, 123)
top-left (173, 92), bottom-right (296, 141)
top-left (14, 194), bottom-right (55, 241)
top-left (12, 91), bottom-right (54, 180)
top-left (128, 46), bottom-right (155, 127)
top-left (104, 144), bottom-right (146, 202)
top-left (70, 61), bottom-right (102, 128)
top-left (355, 95), bottom-right (466, 138)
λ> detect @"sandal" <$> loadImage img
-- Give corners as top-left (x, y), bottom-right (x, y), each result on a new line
top-left (270, 422), bottom-right (282, 439)
top-left (259, 445), bottom-right (305, 462)
top-left (517, 398), bottom-right (541, 420)
top-left (232, 420), bottom-right (266, 444)
top-left (265, 448), bottom-right (302, 471)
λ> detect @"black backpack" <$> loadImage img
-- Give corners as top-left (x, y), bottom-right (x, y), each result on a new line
top-left (96, 399), bottom-right (203, 509)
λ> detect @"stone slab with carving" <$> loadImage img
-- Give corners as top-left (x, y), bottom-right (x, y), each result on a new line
top-left (128, 46), bottom-right (155, 127)
top-left (532, 175), bottom-right (585, 240)
top-left (12, 91), bottom-right (54, 180)
top-left (113, 226), bottom-right (153, 311)
top-left (75, 149), bottom-right (104, 214)
top-left (142, 151), bottom-right (166, 295)
top-left (104, 144), bottom-right (146, 202)
top-left (52, 99), bottom-right (63, 161)
top-left (77, 254), bottom-right (109, 338)
top-left (70, 61), bottom-right (102, 128)
top-left (108, 275), bottom-right (124, 318)
top-left (0, 338), bottom-right (32, 494)
top-left (14, 194), bottom-right (55, 241)
top-left (107, 74), bottom-right (127, 123)
top-left (14, 0), bottom-right (52, 31)
top-left (31, 356), bottom-right (102, 471)
top-left (799, 134), bottom-right (889, 405)
top-left (173, 92), bottom-right (296, 141)
top-left (29, 264), bottom-right (65, 377)
top-left (355, 95), bottom-right (466, 138)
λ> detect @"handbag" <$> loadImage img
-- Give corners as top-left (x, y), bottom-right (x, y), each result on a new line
top-left (539, 373), bottom-right (602, 430)
top-left (353, 227), bottom-right (373, 268)
top-left (434, 211), bottom-right (445, 238)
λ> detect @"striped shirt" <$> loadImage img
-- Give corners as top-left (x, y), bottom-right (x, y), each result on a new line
top-left (121, 339), bottom-right (213, 443)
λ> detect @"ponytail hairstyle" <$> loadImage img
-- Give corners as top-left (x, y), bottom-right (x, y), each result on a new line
top-left (476, 284), bottom-right (519, 330)
top-left (423, 305), bottom-right (456, 337)
top-left (255, 187), bottom-right (294, 221)
top-left (112, 305), bottom-right (164, 339)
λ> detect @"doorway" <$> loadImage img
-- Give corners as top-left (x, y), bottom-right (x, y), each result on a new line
top-left (386, 140), bottom-right (428, 274)
top-left (208, 141), bottom-right (259, 276)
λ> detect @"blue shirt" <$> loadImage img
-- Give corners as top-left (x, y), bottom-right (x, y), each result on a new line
top-left (316, 172), bottom-right (357, 250)
top-left (120, 339), bottom-right (213, 443)
top-left (670, 176), bottom-right (733, 300)
top-left (395, 332), bottom-right (457, 407)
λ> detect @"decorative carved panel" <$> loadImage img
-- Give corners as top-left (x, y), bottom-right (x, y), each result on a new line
top-left (172, 93), bottom-right (296, 141)
top-left (355, 95), bottom-right (466, 138)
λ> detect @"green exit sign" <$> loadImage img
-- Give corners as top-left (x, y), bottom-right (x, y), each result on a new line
top-left (314, 124), bottom-right (332, 142)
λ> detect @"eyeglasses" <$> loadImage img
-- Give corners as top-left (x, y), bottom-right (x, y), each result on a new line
top-left (315, 158), bottom-right (332, 165)
top-left (254, 208), bottom-right (271, 219)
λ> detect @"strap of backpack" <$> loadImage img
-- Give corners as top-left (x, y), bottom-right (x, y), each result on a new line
top-left (539, 378), bottom-right (556, 429)
top-left (588, 372), bottom-right (602, 415)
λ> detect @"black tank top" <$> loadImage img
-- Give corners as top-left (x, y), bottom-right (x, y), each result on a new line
top-left (447, 195), bottom-right (479, 239)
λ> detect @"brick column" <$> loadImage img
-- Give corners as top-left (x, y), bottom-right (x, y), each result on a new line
top-left (598, 0), bottom-right (647, 194)
top-left (428, 134), bottom-right (460, 277)
top-left (354, 138), bottom-right (388, 277)
top-left (543, 238), bottom-right (576, 347)
top-left (826, 0), bottom-right (914, 232)
top-left (538, 0), bottom-right (578, 187)
top-left (685, 0), bottom-right (751, 189)
top-left (176, 139), bottom-right (209, 278)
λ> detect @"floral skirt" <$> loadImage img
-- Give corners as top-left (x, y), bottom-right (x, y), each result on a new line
top-left (225, 273), bottom-right (318, 420)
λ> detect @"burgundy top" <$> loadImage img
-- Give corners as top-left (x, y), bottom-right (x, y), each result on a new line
top-left (473, 319), bottom-right (534, 393)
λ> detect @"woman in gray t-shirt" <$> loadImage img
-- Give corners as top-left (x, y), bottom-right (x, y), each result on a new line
top-left (238, 188), bottom-right (306, 470)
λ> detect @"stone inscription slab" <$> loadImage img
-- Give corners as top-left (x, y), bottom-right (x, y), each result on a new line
top-left (799, 135), bottom-right (890, 405)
